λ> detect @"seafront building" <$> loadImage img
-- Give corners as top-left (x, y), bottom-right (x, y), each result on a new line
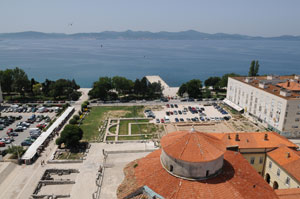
top-left (145, 75), bottom-right (179, 99)
top-left (225, 75), bottom-right (300, 138)
top-left (117, 130), bottom-right (300, 198)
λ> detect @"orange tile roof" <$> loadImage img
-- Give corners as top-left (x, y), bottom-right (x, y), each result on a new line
top-left (211, 132), bottom-right (298, 149)
top-left (275, 188), bottom-right (300, 199)
top-left (161, 131), bottom-right (226, 162)
top-left (268, 145), bottom-right (300, 182)
top-left (118, 149), bottom-right (278, 199)
top-left (277, 81), bottom-right (300, 91)
top-left (231, 76), bottom-right (300, 99)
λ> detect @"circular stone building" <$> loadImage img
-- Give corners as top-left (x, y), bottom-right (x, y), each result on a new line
top-left (160, 129), bottom-right (226, 180)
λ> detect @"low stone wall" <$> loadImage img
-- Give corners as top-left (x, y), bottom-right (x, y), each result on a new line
top-left (106, 149), bottom-right (155, 154)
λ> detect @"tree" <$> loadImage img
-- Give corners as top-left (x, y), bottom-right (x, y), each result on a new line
top-left (219, 73), bottom-right (240, 88)
top-left (177, 83), bottom-right (187, 97)
top-left (248, 60), bottom-right (260, 76)
top-left (133, 79), bottom-right (142, 95)
top-left (11, 67), bottom-right (30, 96)
top-left (112, 76), bottom-right (133, 95)
top-left (186, 79), bottom-right (202, 98)
top-left (88, 77), bottom-right (112, 100)
top-left (204, 77), bottom-right (221, 90)
top-left (56, 125), bottom-right (83, 149)
top-left (0, 69), bottom-right (14, 95)
top-left (32, 83), bottom-right (42, 96)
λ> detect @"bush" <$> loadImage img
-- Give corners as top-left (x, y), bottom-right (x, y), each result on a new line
top-left (69, 118), bottom-right (77, 125)
top-left (73, 115), bottom-right (80, 121)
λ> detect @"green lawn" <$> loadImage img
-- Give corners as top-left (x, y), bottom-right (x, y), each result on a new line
top-left (119, 119), bottom-right (149, 135)
top-left (131, 123), bottom-right (158, 134)
top-left (80, 106), bottom-right (144, 141)
top-left (109, 125), bottom-right (117, 134)
top-left (118, 135), bottom-right (153, 140)
top-left (106, 136), bottom-right (116, 141)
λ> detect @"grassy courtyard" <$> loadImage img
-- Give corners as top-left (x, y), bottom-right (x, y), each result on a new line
top-left (80, 106), bottom-right (144, 141)
top-left (131, 123), bottom-right (158, 134)
top-left (119, 119), bottom-right (149, 135)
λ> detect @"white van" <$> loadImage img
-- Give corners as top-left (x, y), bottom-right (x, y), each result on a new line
top-left (164, 116), bottom-right (170, 123)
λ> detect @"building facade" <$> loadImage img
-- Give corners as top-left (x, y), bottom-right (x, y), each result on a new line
top-left (226, 75), bottom-right (300, 138)
top-left (264, 145), bottom-right (300, 190)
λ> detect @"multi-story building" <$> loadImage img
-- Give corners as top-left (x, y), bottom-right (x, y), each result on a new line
top-left (264, 144), bottom-right (300, 190)
top-left (211, 132), bottom-right (298, 175)
top-left (225, 75), bottom-right (300, 138)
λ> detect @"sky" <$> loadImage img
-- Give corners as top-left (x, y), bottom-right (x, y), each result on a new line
top-left (0, 0), bottom-right (300, 36)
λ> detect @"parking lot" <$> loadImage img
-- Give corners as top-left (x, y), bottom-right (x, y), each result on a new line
top-left (0, 106), bottom-right (58, 150)
top-left (150, 102), bottom-right (230, 124)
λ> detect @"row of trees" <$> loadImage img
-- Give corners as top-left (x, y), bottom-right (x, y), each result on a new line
top-left (178, 60), bottom-right (260, 98)
top-left (0, 67), bottom-right (81, 101)
top-left (88, 76), bottom-right (163, 100)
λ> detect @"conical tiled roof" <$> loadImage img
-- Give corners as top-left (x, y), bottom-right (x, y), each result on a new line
top-left (161, 130), bottom-right (226, 163)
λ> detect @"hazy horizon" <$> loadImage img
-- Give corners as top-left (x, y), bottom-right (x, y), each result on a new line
top-left (1, 0), bottom-right (300, 37)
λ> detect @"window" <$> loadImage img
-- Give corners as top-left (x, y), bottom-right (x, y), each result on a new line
top-left (259, 157), bottom-right (264, 164)
top-left (170, 165), bottom-right (173, 172)
top-left (206, 170), bottom-right (209, 177)
top-left (269, 161), bottom-right (272, 168)
top-left (292, 126), bottom-right (299, 128)
top-left (250, 157), bottom-right (255, 164)
top-left (277, 168), bottom-right (281, 176)
top-left (297, 112), bottom-right (300, 115)
top-left (296, 118), bottom-right (300, 122)
top-left (286, 177), bottom-right (290, 186)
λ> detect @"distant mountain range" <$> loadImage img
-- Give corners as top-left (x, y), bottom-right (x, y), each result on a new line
top-left (0, 30), bottom-right (300, 40)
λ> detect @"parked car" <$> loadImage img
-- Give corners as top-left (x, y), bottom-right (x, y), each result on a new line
top-left (175, 118), bottom-right (179, 122)
top-left (21, 140), bottom-right (32, 146)
top-left (156, 119), bottom-right (160, 123)
top-left (0, 142), bottom-right (5, 147)
top-left (7, 131), bottom-right (18, 136)
top-left (161, 119), bottom-right (165, 123)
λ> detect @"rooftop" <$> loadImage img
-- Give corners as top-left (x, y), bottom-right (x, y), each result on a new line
top-left (231, 76), bottom-right (300, 100)
top-left (277, 81), bottom-right (300, 91)
top-left (275, 188), bottom-right (300, 199)
top-left (118, 149), bottom-right (278, 199)
top-left (211, 132), bottom-right (298, 149)
top-left (268, 145), bottom-right (300, 183)
top-left (161, 130), bottom-right (226, 163)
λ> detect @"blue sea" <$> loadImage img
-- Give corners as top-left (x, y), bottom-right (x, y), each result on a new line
top-left (0, 39), bottom-right (299, 88)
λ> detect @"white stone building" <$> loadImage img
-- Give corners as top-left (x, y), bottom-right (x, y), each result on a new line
top-left (225, 75), bottom-right (300, 138)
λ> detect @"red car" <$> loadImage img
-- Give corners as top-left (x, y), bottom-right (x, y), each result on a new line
top-left (166, 104), bottom-right (170, 108)
top-left (161, 119), bottom-right (165, 123)
top-left (7, 128), bottom-right (13, 133)
top-left (0, 142), bottom-right (5, 147)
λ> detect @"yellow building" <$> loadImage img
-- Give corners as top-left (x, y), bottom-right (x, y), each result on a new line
top-left (211, 132), bottom-right (298, 174)
top-left (264, 145), bottom-right (300, 190)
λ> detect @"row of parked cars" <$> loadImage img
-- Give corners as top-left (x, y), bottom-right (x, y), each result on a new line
top-left (2, 105), bottom-right (60, 114)
top-left (212, 103), bottom-right (228, 115)
top-left (0, 116), bottom-right (23, 130)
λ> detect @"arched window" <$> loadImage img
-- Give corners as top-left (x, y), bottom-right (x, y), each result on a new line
top-left (273, 181), bottom-right (279, 189)
top-left (265, 173), bottom-right (271, 184)
top-left (170, 165), bottom-right (173, 172)
top-left (206, 170), bottom-right (209, 177)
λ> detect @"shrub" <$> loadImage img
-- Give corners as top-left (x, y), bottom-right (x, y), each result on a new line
top-left (69, 118), bottom-right (77, 125)
top-left (73, 115), bottom-right (80, 121)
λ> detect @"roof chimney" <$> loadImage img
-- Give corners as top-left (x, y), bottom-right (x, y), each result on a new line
top-left (287, 80), bottom-right (290, 87)
top-left (228, 135), bottom-right (231, 139)
top-left (264, 134), bottom-right (268, 140)
top-left (235, 134), bottom-right (240, 141)
top-left (287, 152), bottom-right (290, 158)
